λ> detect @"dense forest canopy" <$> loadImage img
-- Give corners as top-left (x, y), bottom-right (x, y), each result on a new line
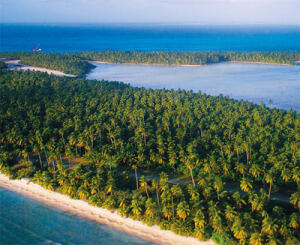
top-left (0, 69), bottom-right (299, 244)
top-left (79, 51), bottom-right (300, 66)
top-left (1, 51), bottom-right (300, 76)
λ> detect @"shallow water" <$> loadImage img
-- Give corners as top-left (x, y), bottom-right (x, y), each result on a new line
top-left (0, 186), bottom-right (155, 245)
top-left (87, 62), bottom-right (300, 111)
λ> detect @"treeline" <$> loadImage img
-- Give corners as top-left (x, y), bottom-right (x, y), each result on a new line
top-left (1, 51), bottom-right (299, 77)
top-left (79, 51), bottom-right (300, 66)
top-left (0, 52), bottom-right (94, 76)
top-left (79, 51), bottom-right (229, 65)
top-left (0, 69), bottom-right (299, 244)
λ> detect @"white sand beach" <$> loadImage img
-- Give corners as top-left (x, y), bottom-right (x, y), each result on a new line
top-left (90, 61), bottom-right (203, 67)
top-left (0, 173), bottom-right (214, 245)
top-left (19, 66), bottom-right (77, 77)
top-left (3, 59), bottom-right (76, 77)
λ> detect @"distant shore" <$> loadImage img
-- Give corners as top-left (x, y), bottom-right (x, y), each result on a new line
top-left (0, 173), bottom-right (214, 245)
top-left (90, 60), bottom-right (203, 67)
top-left (89, 60), bottom-right (294, 67)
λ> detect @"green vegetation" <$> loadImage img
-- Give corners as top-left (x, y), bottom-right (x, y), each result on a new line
top-left (1, 51), bottom-right (299, 77)
top-left (79, 51), bottom-right (300, 66)
top-left (0, 68), bottom-right (299, 244)
top-left (0, 52), bottom-right (94, 76)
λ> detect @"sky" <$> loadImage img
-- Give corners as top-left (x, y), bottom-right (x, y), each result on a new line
top-left (1, 0), bottom-right (300, 25)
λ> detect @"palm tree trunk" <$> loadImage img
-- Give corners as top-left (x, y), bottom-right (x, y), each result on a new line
top-left (190, 168), bottom-right (195, 187)
top-left (156, 189), bottom-right (160, 208)
top-left (171, 196), bottom-right (174, 217)
top-left (268, 182), bottom-right (272, 200)
top-left (135, 168), bottom-right (139, 190)
top-left (38, 152), bottom-right (42, 169)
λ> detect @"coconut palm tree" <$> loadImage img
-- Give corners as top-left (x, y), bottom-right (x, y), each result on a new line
top-left (290, 192), bottom-right (300, 209)
top-left (140, 175), bottom-right (149, 198)
top-left (177, 201), bottom-right (190, 221)
top-left (145, 198), bottom-right (157, 219)
top-left (249, 232), bottom-right (264, 245)
top-left (240, 177), bottom-right (253, 193)
top-left (261, 216), bottom-right (278, 236)
top-left (194, 210), bottom-right (206, 229)
top-left (213, 176), bottom-right (224, 200)
top-left (265, 171), bottom-right (276, 200)
top-left (131, 198), bottom-right (142, 218)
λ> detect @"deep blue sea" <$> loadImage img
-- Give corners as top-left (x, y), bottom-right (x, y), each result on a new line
top-left (0, 186), bottom-right (155, 245)
top-left (1, 24), bottom-right (300, 52)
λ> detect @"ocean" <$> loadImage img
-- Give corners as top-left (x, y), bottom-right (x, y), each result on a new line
top-left (1, 24), bottom-right (300, 52)
top-left (0, 186), bottom-right (155, 245)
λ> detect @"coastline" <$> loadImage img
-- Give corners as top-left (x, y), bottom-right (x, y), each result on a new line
top-left (90, 60), bottom-right (203, 67)
top-left (18, 66), bottom-right (77, 77)
top-left (89, 60), bottom-right (294, 67)
top-left (0, 173), bottom-right (214, 245)
top-left (3, 59), bottom-right (76, 77)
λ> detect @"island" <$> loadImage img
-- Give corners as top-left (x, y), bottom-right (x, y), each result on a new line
top-left (0, 53), bottom-right (299, 245)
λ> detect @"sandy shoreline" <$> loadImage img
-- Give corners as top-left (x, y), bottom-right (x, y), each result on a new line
top-left (89, 60), bottom-right (294, 67)
top-left (0, 173), bottom-right (214, 245)
top-left (89, 60), bottom-right (203, 67)
top-left (18, 66), bottom-right (77, 77)
top-left (3, 59), bottom-right (76, 77)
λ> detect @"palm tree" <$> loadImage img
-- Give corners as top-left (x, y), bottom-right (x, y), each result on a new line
top-left (235, 162), bottom-right (247, 176)
top-left (131, 198), bottom-right (142, 218)
top-left (240, 177), bottom-right (253, 193)
top-left (213, 176), bottom-right (224, 200)
top-left (290, 192), bottom-right (300, 209)
top-left (249, 232), bottom-right (264, 245)
top-left (132, 164), bottom-right (139, 190)
top-left (177, 201), bottom-right (190, 221)
top-left (249, 192), bottom-right (266, 212)
top-left (289, 213), bottom-right (299, 230)
top-left (77, 186), bottom-right (89, 199)
top-left (119, 193), bottom-right (129, 216)
top-left (32, 144), bottom-right (43, 169)
top-left (194, 210), bottom-right (206, 228)
top-left (184, 157), bottom-right (197, 187)
top-left (261, 216), bottom-right (278, 235)
top-left (48, 153), bottom-right (58, 170)
top-left (171, 185), bottom-right (183, 216)
top-left (281, 168), bottom-right (291, 182)
top-left (145, 198), bottom-right (157, 219)
top-left (265, 171), bottom-right (275, 200)
top-left (231, 216), bottom-right (248, 241)
top-left (162, 203), bottom-right (173, 220)
top-left (151, 179), bottom-right (160, 208)
top-left (140, 176), bottom-right (149, 198)
top-left (224, 205), bottom-right (236, 222)
top-left (250, 164), bottom-right (262, 179)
